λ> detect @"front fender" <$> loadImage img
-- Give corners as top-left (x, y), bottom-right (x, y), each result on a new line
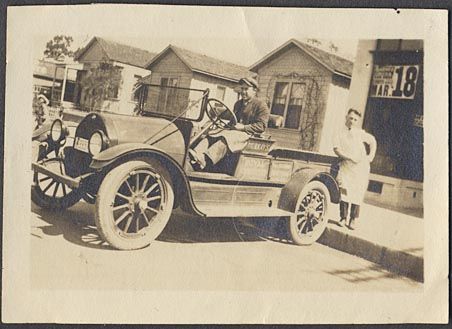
top-left (89, 143), bottom-right (204, 217)
top-left (90, 143), bottom-right (185, 169)
top-left (32, 123), bottom-right (51, 141)
top-left (278, 168), bottom-right (340, 213)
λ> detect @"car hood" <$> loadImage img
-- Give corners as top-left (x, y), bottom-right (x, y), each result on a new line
top-left (98, 112), bottom-right (187, 161)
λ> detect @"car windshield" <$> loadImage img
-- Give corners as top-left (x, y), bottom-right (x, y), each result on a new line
top-left (135, 83), bottom-right (208, 121)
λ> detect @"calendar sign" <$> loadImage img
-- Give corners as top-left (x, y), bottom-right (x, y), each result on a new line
top-left (370, 65), bottom-right (419, 99)
top-left (413, 114), bottom-right (423, 128)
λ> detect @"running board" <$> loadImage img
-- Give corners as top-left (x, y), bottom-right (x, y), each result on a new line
top-left (196, 203), bottom-right (293, 218)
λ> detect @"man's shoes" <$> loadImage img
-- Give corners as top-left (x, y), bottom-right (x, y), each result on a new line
top-left (188, 149), bottom-right (206, 170)
top-left (338, 218), bottom-right (346, 227)
top-left (347, 218), bottom-right (357, 230)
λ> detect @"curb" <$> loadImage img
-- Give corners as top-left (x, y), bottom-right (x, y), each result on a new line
top-left (318, 226), bottom-right (424, 282)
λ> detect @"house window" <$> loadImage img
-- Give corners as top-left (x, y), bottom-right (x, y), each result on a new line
top-left (107, 85), bottom-right (119, 99)
top-left (271, 81), bottom-right (306, 129)
top-left (131, 74), bottom-right (142, 101)
top-left (216, 86), bottom-right (226, 101)
top-left (158, 77), bottom-right (179, 113)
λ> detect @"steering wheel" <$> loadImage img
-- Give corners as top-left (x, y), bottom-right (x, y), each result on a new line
top-left (206, 99), bottom-right (237, 131)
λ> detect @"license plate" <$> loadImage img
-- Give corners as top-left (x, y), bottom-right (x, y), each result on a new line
top-left (47, 108), bottom-right (61, 120)
top-left (74, 137), bottom-right (89, 153)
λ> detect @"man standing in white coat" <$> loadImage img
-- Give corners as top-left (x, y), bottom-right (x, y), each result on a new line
top-left (333, 108), bottom-right (377, 230)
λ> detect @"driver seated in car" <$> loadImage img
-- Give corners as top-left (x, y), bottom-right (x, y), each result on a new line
top-left (189, 77), bottom-right (270, 171)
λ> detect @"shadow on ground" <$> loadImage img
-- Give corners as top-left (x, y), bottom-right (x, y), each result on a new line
top-left (31, 202), bottom-right (293, 249)
top-left (326, 264), bottom-right (400, 283)
top-left (31, 202), bottom-right (114, 250)
top-left (158, 213), bottom-right (291, 245)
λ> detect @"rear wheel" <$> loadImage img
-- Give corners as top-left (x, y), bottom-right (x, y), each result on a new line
top-left (31, 158), bottom-right (82, 210)
top-left (95, 159), bottom-right (174, 250)
top-left (287, 181), bottom-right (330, 245)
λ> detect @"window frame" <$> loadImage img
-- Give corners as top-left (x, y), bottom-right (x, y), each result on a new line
top-left (216, 85), bottom-right (227, 101)
top-left (271, 80), bottom-right (307, 130)
top-left (158, 76), bottom-right (179, 112)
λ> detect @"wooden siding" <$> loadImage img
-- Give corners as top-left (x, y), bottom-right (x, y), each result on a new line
top-left (255, 44), bottom-right (333, 151)
top-left (144, 51), bottom-right (193, 115)
top-left (191, 72), bottom-right (239, 107)
top-left (77, 42), bottom-right (107, 63)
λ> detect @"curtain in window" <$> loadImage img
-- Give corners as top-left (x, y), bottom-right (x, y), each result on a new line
top-left (271, 82), bottom-right (289, 117)
top-left (285, 83), bottom-right (305, 129)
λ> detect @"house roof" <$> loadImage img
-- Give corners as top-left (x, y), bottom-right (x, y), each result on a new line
top-left (249, 39), bottom-right (354, 77)
top-left (33, 59), bottom-right (65, 80)
top-left (75, 37), bottom-right (156, 68)
top-left (146, 45), bottom-right (253, 82)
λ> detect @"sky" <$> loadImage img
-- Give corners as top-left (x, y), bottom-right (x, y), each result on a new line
top-left (33, 5), bottom-right (359, 67)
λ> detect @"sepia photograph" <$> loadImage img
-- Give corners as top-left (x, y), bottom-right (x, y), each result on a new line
top-left (3, 4), bottom-right (449, 324)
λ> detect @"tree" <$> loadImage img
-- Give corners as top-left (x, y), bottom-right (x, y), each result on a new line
top-left (79, 61), bottom-right (123, 111)
top-left (328, 42), bottom-right (339, 53)
top-left (43, 35), bottom-right (74, 60)
top-left (305, 38), bottom-right (340, 54)
top-left (306, 38), bottom-right (322, 47)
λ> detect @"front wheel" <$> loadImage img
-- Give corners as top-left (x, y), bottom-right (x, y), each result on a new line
top-left (95, 160), bottom-right (174, 250)
top-left (287, 181), bottom-right (330, 245)
top-left (31, 158), bottom-right (82, 210)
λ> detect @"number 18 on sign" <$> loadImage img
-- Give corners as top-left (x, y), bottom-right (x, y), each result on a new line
top-left (370, 65), bottom-right (419, 99)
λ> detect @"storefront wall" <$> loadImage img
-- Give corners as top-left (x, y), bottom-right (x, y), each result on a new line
top-left (350, 39), bottom-right (424, 210)
top-left (365, 40), bottom-right (423, 182)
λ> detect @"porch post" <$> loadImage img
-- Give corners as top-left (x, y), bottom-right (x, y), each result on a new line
top-left (60, 65), bottom-right (68, 104)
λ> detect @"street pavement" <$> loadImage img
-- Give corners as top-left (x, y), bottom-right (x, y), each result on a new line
top-left (31, 202), bottom-right (421, 291)
top-left (34, 109), bottom-right (424, 284)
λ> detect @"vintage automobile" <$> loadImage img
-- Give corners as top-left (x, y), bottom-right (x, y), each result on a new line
top-left (31, 84), bottom-right (340, 250)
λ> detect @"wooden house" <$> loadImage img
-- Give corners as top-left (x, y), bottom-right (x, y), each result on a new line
top-left (141, 45), bottom-right (253, 119)
top-left (250, 39), bottom-right (354, 154)
top-left (74, 37), bottom-right (156, 114)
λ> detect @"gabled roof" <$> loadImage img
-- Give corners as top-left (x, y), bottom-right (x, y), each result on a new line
top-left (146, 45), bottom-right (253, 82)
top-left (249, 39), bottom-right (354, 77)
top-left (75, 37), bottom-right (156, 68)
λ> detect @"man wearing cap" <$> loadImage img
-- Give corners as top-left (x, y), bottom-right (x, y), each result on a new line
top-left (189, 77), bottom-right (270, 170)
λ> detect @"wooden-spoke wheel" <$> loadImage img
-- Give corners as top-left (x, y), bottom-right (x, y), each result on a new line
top-left (31, 158), bottom-right (82, 210)
top-left (287, 181), bottom-right (330, 245)
top-left (95, 160), bottom-right (174, 250)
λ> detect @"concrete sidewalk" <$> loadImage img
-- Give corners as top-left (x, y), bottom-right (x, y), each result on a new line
top-left (319, 203), bottom-right (423, 282)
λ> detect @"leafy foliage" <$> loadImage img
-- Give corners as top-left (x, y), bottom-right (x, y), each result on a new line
top-left (306, 38), bottom-right (322, 47)
top-left (79, 61), bottom-right (123, 111)
top-left (306, 38), bottom-right (339, 53)
top-left (44, 35), bottom-right (75, 60)
top-left (328, 42), bottom-right (339, 53)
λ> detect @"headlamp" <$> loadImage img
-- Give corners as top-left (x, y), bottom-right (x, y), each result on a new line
top-left (88, 131), bottom-right (107, 156)
top-left (50, 119), bottom-right (63, 142)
